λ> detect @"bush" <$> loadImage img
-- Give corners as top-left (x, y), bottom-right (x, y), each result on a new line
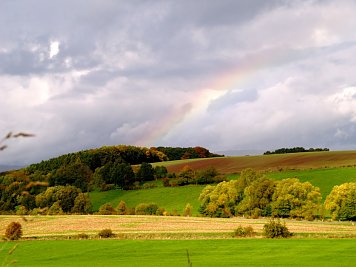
top-left (98, 229), bottom-right (115, 238)
top-left (234, 225), bottom-right (255, 237)
top-left (263, 219), bottom-right (292, 238)
top-left (162, 178), bottom-right (170, 187)
top-left (135, 203), bottom-right (159, 215)
top-left (116, 200), bottom-right (128, 215)
top-left (98, 203), bottom-right (116, 215)
top-left (156, 207), bottom-right (166, 216)
top-left (5, 222), bottom-right (23, 240)
top-left (183, 203), bottom-right (193, 217)
top-left (77, 233), bottom-right (89, 239)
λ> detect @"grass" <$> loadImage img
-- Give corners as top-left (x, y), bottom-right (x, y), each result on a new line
top-left (1, 239), bottom-right (356, 266)
top-left (265, 167), bottom-right (356, 199)
top-left (89, 185), bottom-right (206, 214)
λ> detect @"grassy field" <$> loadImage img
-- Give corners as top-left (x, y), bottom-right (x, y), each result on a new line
top-left (265, 167), bottom-right (356, 199)
top-left (1, 239), bottom-right (356, 266)
top-left (89, 185), bottom-right (205, 214)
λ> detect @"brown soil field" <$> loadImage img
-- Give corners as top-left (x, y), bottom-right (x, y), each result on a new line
top-left (0, 215), bottom-right (355, 239)
top-left (165, 151), bottom-right (356, 174)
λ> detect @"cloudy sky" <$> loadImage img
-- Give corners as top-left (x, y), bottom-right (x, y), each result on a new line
top-left (1, 0), bottom-right (356, 165)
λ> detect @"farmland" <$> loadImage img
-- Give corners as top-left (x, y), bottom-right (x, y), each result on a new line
top-left (91, 151), bottom-right (356, 213)
top-left (0, 215), bottom-right (355, 266)
top-left (1, 239), bottom-right (356, 266)
top-left (158, 150), bottom-right (356, 174)
top-left (0, 215), bottom-right (355, 239)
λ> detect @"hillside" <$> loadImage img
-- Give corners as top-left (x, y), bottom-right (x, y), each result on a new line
top-left (158, 150), bottom-right (356, 174)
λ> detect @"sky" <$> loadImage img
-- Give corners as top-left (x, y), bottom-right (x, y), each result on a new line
top-left (1, 0), bottom-right (356, 165)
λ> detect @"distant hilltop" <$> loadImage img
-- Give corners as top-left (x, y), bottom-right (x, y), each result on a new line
top-left (264, 147), bottom-right (330, 155)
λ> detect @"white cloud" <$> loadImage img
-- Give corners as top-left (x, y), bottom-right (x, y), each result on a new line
top-left (49, 41), bottom-right (60, 59)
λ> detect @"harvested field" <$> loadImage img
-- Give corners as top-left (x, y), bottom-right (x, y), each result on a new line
top-left (0, 215), bottom-right (355, 239)
top-left (161, 150), bottom-right (356, 174)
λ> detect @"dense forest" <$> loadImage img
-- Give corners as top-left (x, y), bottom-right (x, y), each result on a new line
top-left (264, 147), bottom-right (329, 155)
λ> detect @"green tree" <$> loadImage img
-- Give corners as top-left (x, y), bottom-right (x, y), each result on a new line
top-left (50, 159), bottom-right (93, 192)
top-left (72, 193), bottom-right (92, 214)
top-left (154, 166), bottom-right (168, 179)
top-left (237, 176), bottom-right (275, 217)
top-left (271, 178), bottom-right (322, 220)
top-left (199, 181), bottom-right (239, 217)
top-left (325, 182), bottom-right (356, 221)
top-left (136, 162), bottom-right (155, 182)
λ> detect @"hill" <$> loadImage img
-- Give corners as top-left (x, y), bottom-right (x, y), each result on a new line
top-left (158, 150), bottom-right (356, 174)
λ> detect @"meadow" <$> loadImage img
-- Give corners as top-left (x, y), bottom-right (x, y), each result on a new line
top-left (2, 239), bottom-right (356, 266)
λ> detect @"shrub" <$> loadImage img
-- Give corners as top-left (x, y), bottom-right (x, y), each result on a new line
top-left (263, 219), bottom-right (292, 238)
top-left (5, 222), bottom-right (23, 240)
top-left (234, 225), bottom-right (255, 237)
top-left (98, 229), bottom-right (115, 238)
top-left (135, 203), bottom-right (159, 215)
top-left (78, 233), bottom-right (89, 239)
top-left (117, 200), bottom-right (128, 215)
top-left (156, 207), bottom-right (166, 216)
top-left (162, 178), bottom-right (170, 187)
top-left (183, 203), bottom-right (193, 217)
top-left (98, 203), bottom-right (116, 215)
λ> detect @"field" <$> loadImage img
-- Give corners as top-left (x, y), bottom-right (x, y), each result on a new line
top-left (89, 185), bottom-right (205, 214)
top-left (0, 215), bottom-right (355, 239)
top-left (0, 215), bottom-right (355, 266)
top-left (157, 150), bottom-right (356, 174)
top-left (76, 151), bottom-right (356, 215)
top-left (1, 239), bottom-right (356, 266)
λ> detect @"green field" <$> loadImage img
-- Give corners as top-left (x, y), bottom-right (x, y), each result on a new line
top-left (265, 167), bottom-right (356, 199)
top-left (89, 185), bottom-right (206, 214)
top-left (1, 239), bottom-right (355, 266)
top-left (89, 166), bottom-right (356, 213)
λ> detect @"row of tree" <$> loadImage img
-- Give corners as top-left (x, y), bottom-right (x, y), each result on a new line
top-left (199, 168), bottom-right (355, 221)
top-left (25, 145), bottom-right (221, 176)
top-left (264, 147), bottom-right (329, 155)
top-left (155, 146), bottom-right (223, 160)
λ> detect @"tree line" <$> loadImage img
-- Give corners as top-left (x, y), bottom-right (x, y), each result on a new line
top-left (264, 147), bottom-right (329, 155)
top-left (199, 168), bottom-right (355, 221)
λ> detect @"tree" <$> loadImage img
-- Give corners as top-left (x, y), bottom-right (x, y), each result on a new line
top-left (271, 178), bottom-right (322, 220)
top-left (237, 177), bottom-right (275, 217)
top-left (110, 162), bottom-right (135, 188)
top-left (50, 159), bottom-right (93, 192)
top-left (136, 162), bottom-right (155, 182)
top-left (117, 200), bottom-right (128, 215)
top-left (199, 181), bottom-right (239, 217)
top-left (325, 182), bottom-right (356, 221)
top-left (98, 203), bottom-right (116, 215)
top-left (72, 193), bottom-right (92, 214)
top-left (5, 222), bottom-right (23, 240)
top-left (154, 166), bottom-right (168, 179)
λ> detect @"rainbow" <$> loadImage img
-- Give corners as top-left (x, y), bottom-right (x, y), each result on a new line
top-left (135, 49), bottom-right (286, 147)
